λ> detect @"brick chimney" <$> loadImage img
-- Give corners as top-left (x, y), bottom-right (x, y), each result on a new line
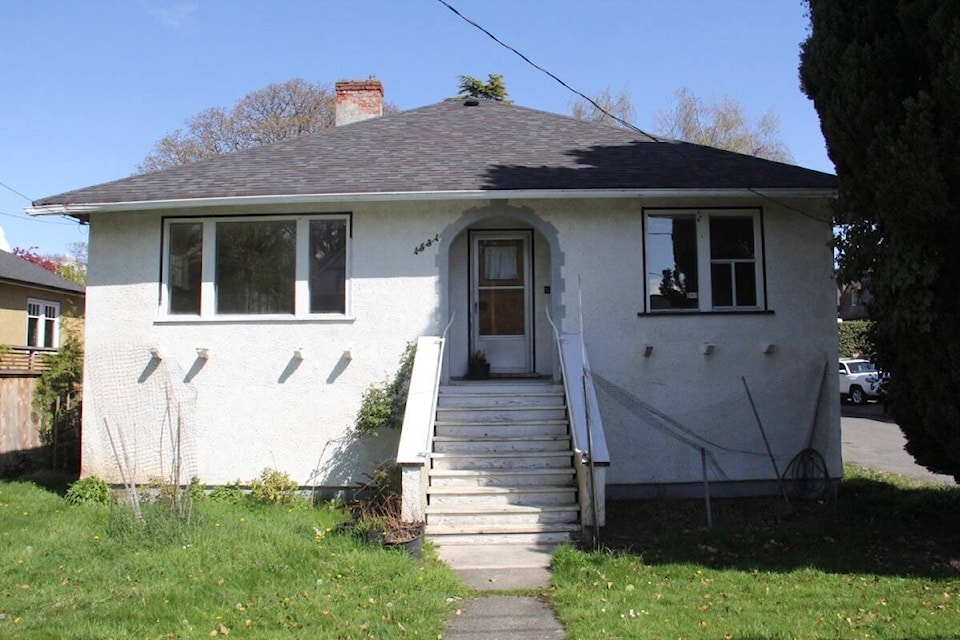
top-left (335, 79), bottom-right (384, 126)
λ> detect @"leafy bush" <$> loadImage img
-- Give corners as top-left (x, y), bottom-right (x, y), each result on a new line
top-left (355, 342), bottom-right (416, 436)
top-left (249, 468), bottom-right (298, 504)
top-left (838, 319), bottom-right (874, 358)
top-left (64, 476), bottom-right (111, 506)
top-left (33, 330), bottom-right (83, 446)
top-left (208, 480), bottom-right (246, 503)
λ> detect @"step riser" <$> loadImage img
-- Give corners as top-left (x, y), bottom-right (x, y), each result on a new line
top-left (435, 424), bottom-right (568, 438)
top-left (429, 386), bottom-right (579, 543)
top-left (439, 395), bottom-right (565, 408)
top-left (427, 512), bottom-right (578, 526)
top-left (437, 408), bottom-right (567, 422)
top-left (428, 492), bottom-right (576, 507)
top-left (429, 473), bottom-right (574, 488)
top-left (441, 385), bottom-right (563, 395)
top-left (426, 531), bottom-right (576, 545)
top-left (432, 456), bottom-right (573, 471)
top-left (433, 439), bottom-right (571, 454)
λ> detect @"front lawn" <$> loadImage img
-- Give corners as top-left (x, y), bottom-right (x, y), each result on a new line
top-left (551, 465), bottom-right (960, 639)
top-left (0, 481), bottom-right (466, 639)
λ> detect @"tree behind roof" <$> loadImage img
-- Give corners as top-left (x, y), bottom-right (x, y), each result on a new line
top-left (138, 78), bottom-right (400, 173)
top-left (456, 74), bottom-right (510, 102)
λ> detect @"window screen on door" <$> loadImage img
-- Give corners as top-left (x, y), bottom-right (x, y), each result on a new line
top-left (478, 238), bottom-right (525, 336)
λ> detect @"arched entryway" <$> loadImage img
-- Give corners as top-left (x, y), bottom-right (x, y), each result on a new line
top-left (436, 201), bottom-right (563, 381)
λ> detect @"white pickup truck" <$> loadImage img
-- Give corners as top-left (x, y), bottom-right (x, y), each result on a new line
top-left (838, 358), bottom-right (883, 404)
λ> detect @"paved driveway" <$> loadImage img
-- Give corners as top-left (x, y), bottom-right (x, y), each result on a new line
top-left (841, 403), bottom-right (955, 485)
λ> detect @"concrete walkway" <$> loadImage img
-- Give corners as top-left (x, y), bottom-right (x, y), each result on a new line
top-left (437, 544), bottom-right (566, 639)
top-left (444, 596), bottom-right (565, 639)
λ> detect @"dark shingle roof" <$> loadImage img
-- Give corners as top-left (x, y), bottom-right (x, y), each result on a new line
top-left (34, 100), bottom-right (836, 208)
top-left (0, 250), bottom-right (85, 294)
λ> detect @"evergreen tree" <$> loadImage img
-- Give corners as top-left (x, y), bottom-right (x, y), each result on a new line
top-left (800, 0), bottom-right (960, 479)
top-left (456, 74), bottom-right (509, 102)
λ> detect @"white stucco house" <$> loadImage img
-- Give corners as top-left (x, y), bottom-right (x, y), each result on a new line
top-left (29, 80), bottom-right (839, 541)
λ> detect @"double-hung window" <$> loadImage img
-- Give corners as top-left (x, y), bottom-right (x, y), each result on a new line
top-left (644, 208), bottom-right (764, 312)
top-left (27, 299), bottom-right (60, 348)
top-left (163, 214), bottom-right (349, 318)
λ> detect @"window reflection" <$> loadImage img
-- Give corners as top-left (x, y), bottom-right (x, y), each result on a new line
top-left (647, 214), bottom-right (698, 310)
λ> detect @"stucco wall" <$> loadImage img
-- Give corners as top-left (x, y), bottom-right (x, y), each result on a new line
top-left (81, 196), bottom-right (838, 491)
top-left (544, 197), bottom-right (839, 489)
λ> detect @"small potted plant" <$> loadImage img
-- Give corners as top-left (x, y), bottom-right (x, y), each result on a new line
top-left (341, 462), bottom-right (425, 557)
top-left (467, 350), bottom-right (490, 380)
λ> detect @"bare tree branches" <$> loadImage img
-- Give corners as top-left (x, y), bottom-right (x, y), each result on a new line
top-left (569, 87), bottom-right (636, 129)
top-left (655, 87), bottom-right (793, 163)
top-left (138, 78), bottom-right (398, 174)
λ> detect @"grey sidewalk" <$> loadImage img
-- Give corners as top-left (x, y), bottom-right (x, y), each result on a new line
top-left (438, 544), bottom-right (566, 639)
top-left (444, 596), bottom-right (565, 639)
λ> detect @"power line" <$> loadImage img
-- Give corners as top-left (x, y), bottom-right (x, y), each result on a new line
top-left (434, 0), bottom-right (833, 225)
top-left (0, 179), bottom-right (86, 226)
top-left (435, 0), bottom-right (661, 141)
top-left (0, 180), bottom-right (33, 202)
top-left (0, 208), bottom-right (78, 226)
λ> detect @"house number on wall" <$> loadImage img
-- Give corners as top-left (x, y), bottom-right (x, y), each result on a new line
top-left (414, 234), bottom-right (440, 255)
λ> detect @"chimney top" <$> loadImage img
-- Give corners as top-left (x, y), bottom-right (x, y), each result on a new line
top-left (335, 79), bottom-right (384, 126)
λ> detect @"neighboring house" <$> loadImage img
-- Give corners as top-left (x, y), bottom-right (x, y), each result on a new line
top-left (0, 249), bottom-right (84, 465)
top-left (0, 249), bottom-right (85, 366)
top-left (838, 279), bottom-right (873, 321)
top-left (28, 80), bottom-right (839, 536)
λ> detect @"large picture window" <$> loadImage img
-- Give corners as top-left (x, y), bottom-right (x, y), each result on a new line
top-left (645, 209), bottom-right (763, 312)
top-left (162, 215), bottom-right (349, 318)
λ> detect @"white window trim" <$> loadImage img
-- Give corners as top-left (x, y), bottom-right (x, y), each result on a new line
top-left (644, 208), bottom-right (765, 313)
top-left (160, 214), bottom-right (352, 321)
top-left (26, 298), bottom-right (61, 348)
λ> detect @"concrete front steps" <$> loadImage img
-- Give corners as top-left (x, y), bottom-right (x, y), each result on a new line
top-left (426, 382), bottom-right (581, 545)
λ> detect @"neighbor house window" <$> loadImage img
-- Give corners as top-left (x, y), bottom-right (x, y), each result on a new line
top-left (162, 215), bottom-right (349, 318)
top-left (27, 299), bottom-right (60, 348)
top-left (645, 209), bottom-right (763, 312)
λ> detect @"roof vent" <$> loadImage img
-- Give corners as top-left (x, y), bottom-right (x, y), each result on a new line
top-left (464, 98), bottom-right (480, 107)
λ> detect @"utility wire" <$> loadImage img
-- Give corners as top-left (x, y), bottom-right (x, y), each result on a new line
top-left (434, 0), bottom-right (833, 225)
top-left (435, 0), bottom-right (661, 141)
top-left (0, 208), bottom-right (77, 226)
top-left (0, 180), bottom-right (33, 202)
top-left (1, 179), bottom-right (85, 226)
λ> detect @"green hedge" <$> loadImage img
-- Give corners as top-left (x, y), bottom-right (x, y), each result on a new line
top-left (838, 319), bottom-right (873, 358)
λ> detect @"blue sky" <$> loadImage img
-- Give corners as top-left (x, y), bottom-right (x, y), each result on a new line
top-left (0, 0), bottom-right (831, 257)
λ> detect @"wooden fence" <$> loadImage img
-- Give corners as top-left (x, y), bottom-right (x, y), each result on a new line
top-left (0, 346), bottom-right (56, 374)
top-left (0, 373), bottom-right (41, 460)
top-left (0, 369), bottom-right (80, 473)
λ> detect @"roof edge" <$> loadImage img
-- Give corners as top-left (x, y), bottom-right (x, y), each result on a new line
top-left (0, 276), bottom-right (85, 295)
top-left (27, 188), bottom-right (837, 218)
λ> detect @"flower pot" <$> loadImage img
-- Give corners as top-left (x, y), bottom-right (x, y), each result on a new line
top-left (467, 362), bottom-right (490, 380)
top-left (384, 525), bottom-right (424, 558)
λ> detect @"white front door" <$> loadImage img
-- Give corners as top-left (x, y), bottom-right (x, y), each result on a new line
top-left (471, 231), bottom-right (533, 374)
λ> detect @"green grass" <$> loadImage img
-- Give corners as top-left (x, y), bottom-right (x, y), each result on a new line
top-left (550, 465), bottom-right (960, 639)
top-left (0, 481), bottom-right (466, 639)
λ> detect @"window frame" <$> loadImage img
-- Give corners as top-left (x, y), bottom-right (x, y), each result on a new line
top-left (642, 207), bottom-right (767, 314)
top-left (159, 213), bottom-right (352, 321)
top-left (26, 298), bottom-right (60, 348)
